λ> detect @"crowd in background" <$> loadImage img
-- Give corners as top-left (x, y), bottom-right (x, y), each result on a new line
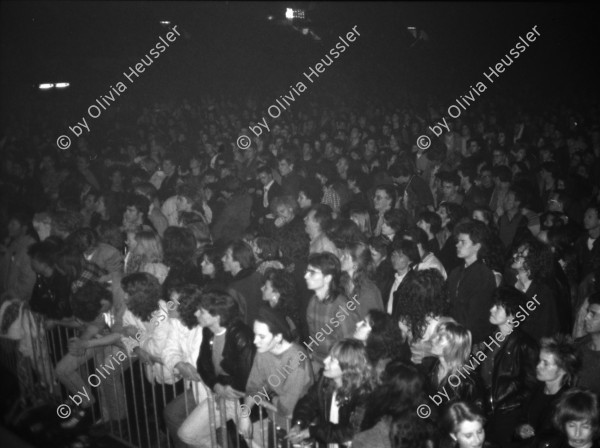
top-left (1, 92), bottom-right (600, 448)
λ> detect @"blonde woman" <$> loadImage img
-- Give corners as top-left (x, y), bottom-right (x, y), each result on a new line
top-left (124, 230), bottom-right (169, 284)
top-left (422, 321), bottom-right (484, 409)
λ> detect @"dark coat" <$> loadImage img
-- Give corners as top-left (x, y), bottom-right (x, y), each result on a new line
top-left (447, 260), bottom-right (496, 344)
top-left (211, 192), bottom-right (253, 244)
top-left (421, 356), bottom-right (486, 412)
top-left (486, 328), bottom-right (539, 415)
top-left (292, 375), bottom-right (369, 447)
top-left (226, 268), bottom-right (263, 325)
top-left (196, 319), bottom-right (255, 393)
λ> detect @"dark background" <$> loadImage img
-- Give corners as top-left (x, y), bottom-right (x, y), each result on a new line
top-left (1, 1), bottom-right (598, 120)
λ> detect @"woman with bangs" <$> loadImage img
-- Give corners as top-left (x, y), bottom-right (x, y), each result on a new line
top-left (421, 320), bottom-right (485, 412)
top-left (540, 389), bottom-right (600, 448)
top-left (287, 339), bottom-right (375, 447)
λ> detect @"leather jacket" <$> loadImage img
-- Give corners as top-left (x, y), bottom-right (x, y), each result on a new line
top-left (292, 376), bottom-right (368, 446)
top-left (421, 356), bottom-right (486, 411)
top-left (196, 319), bottom-right (255, 392)
top-left (487, 328), bottom-right (538, 414)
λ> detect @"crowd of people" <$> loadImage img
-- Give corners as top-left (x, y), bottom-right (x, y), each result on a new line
top-left (0, 91), bottom-right (599, 448)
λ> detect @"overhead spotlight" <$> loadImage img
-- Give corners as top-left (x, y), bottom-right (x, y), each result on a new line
top-left (160, 21), bottom-right (171, 26)
top-left (267, 15), bottom-right (275, 21)
top-left (39, 83), bottom-right (54, 90)
top-left (55, 82), bottom-right (70, 88)
top-left (285, 8), bottom-right (306, 20)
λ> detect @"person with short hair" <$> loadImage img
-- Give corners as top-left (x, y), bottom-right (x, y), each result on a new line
top-left (440, 401), bottom-right (492, 448)
top-left (222, 239), bottom-right (263, 325)
top-left (541, 389), bottom-right (600, 448)
top-left (240, 307), bottom-right (314, 439)
top-left (574, 290), bottom-right (600, 397)
top-left (305, 204), bottom-right (337, 255)
top-left (481, 286), bottom-right (539, 447)
top-left (515, 335), bottom-right (582, 447)
top-left (447, 219), bottom-right (496, 344)
top-left (176, 289), bottom-right (255, 448)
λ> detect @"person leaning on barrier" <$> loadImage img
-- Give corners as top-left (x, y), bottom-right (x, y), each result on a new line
top-left (239, 307), bottom-right (314, 440)
top-left (54, 282), bottom-right (114, 429)
top-left (173, 289), bottom-right (255, 448)
top-left (287, 338), bottom-right (376, 447)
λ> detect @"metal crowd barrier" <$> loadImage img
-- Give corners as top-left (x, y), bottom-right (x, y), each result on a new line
top-left (0, 309), bottom-right (295, 448)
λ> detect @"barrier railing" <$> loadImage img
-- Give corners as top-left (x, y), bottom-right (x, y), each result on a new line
top-left (0, 308), bottom-right (296, 448)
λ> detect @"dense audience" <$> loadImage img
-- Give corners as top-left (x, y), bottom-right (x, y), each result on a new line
top-left (1, 91), bottom-right (600, 448)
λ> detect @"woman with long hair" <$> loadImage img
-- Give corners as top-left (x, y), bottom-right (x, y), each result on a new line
top-left (393, 268), bottom-right (450, 364)
top-left (353, 360), bottom-right (434, 448)
top-left (350, 207), bottom-right (373, 238)
top-left (261, 268), bottom-right (302, 341)
top-left (353, 309), bottom-right (411, 372)
top-left (422, 321), bottom-right (485, 410)
top-left (124, 230), bottom-right (169, 284)
top-left (339, 242), bottom-right (384, 320)
top-left (288, 339), bottom-right (376, 447)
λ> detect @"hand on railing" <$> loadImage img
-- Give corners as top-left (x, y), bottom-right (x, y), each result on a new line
top-left (214, 383), bottom-right (245, 400)
top-left (286, 425), bottom-right (310, 444)
top-left (175, 361), bottom-right (202, 382)
top-left (238, 414), bottom-right (253, 440)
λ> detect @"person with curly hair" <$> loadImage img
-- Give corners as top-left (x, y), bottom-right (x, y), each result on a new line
top-left (393, 268), bottom-right (450, 364)
top-left (353, 309), bottom-right (411, 372)
top-left (288, 339), bottom-right (376, 446)
top-left (339, 242), bottom-right (384, 320)
top-left (511, 237), bottom-right (564, 339)
top-left (515, 335), bottom-right (582, 447)
top-left (261, 268), bottom-right (303, 341)
top-left (353, 360), bottom-right (434, 448)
